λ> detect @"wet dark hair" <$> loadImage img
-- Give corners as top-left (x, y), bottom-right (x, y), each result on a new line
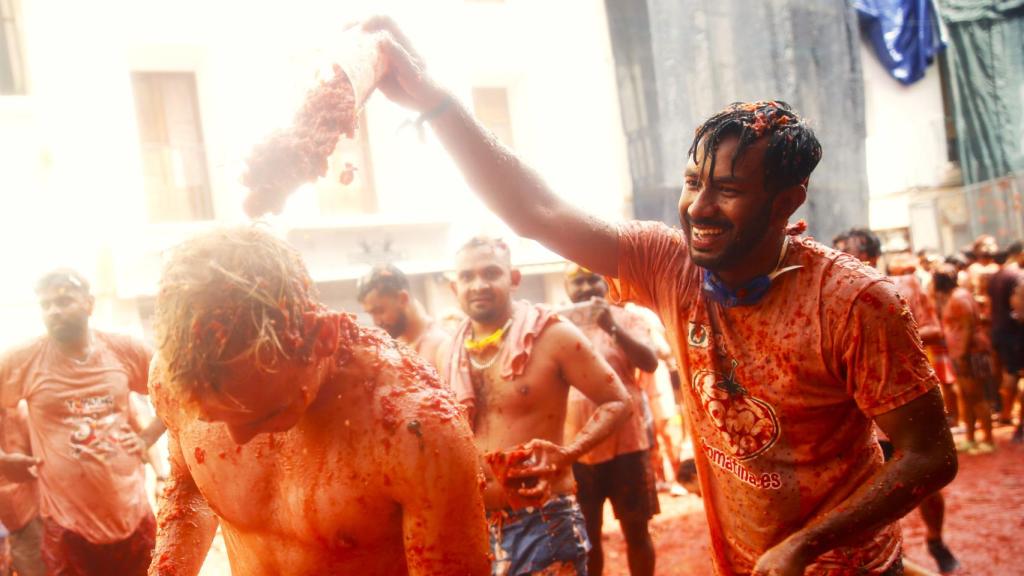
top-left (35, 268), bottom-right (91, 296)
top-left (932, 264), bottom-right (959, 294)
top-left (945, 254), bottom-right (969, 270)
top-left (676, 458), bottom-right (698, 483)
top-left (455, 236), bottom-right (512, 265)
top-left (689, 101), bottom-right (823, 193)
top-left (843, 227), bottom-right (882, 260)
top-left (356, 263), bottom-right (410, 302)
top-left (832, 232), bottom-right (849, 249)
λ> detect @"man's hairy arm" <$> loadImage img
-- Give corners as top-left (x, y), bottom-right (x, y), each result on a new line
top-left (515, 322), bottom-right (630, 493)
top-left (361, 16), bottom-right (620, 277)
top-left (753, 389), bottom-right (957, 575)
top-left (148, 432), bottom-right (219, 576)
top-left (389, 392), bottom-right (490, 575)
top-left (556, 324), bottom-right (631, 459)
top-left (427, 101), bottom-right (620, 276)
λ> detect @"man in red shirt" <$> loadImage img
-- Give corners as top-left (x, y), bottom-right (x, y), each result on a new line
top-left (563, 264), bottom-right (659, 576)
top-left (364, 17), bottom-right (958, 574)
top-left (0, 270), bottom-right (165, 576)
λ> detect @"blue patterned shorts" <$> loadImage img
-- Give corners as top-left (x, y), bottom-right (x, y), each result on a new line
top-left (487, 495), bottom-right (590, 575)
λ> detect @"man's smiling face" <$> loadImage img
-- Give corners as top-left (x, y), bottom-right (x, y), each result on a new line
top-left (679, 136), bottom-right (775, 271)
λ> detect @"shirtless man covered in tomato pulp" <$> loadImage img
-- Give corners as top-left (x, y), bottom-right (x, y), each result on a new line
top-left (442, 237), bottom-right (631, 575)
top-left (147, 227), bottom-right (489, 576)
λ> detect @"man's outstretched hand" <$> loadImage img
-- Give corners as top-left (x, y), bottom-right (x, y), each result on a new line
top-left (0, 451), bottom-right (40, 483)
top-left (357, 16), bottom-right (448, 114)
top-left (507, 438), bottom-right (571, 499)
top-left (752, 536), bottom-right (811, 576)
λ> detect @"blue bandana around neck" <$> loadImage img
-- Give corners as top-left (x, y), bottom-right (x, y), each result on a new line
top-left (702, 272), bottom-right (773, 308)
top-left (700, 239), bottom-right (803, 308)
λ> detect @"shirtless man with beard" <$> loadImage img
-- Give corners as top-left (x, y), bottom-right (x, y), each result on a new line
top-left (358, 263), bottom-right (450, 371)
top-left (442, 237), bottom-right (631, 575)
top-left (147, 227), bottom-right (489, 576)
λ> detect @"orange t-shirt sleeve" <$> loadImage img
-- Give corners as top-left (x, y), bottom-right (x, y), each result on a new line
top-left (841, 281), bottom-right (939, 417)
top-left (606, 220), bottom-right (684, 309)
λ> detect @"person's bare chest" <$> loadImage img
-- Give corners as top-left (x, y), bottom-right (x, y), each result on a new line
top-left (176, 422), bottom-right (402, 547)
top-left (472, 348), bottom-right (568, 448)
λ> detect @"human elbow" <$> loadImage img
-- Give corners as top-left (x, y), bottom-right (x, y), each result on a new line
top-left (637, 353), bottom-right (659, 374)
top-left (608, 395), bottom-right (632, 426)
top-left (912, 443), bottom-right (958, 494)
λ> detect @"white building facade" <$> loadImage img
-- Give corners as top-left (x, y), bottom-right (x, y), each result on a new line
top-left (0, 0), bottom-right (634, 347)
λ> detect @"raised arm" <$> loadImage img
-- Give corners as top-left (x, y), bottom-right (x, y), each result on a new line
top-left (360, 16), bottom-right (620, 277)
top-left (389, 391), bottom-right (490, 575)
top-left (148, 432), bottom-right (218, 576)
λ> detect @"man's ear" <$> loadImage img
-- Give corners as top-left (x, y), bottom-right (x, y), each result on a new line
top-left (398, 290), bottom-right (410, 307)
top-left (313, 312), bottom-right (341, 358)
top-left (771, 184), bottom-right (806, 224)
top-left (510, 268), bottom-right (522, 289)
top-left (85, 294), bottom-right (96, 316)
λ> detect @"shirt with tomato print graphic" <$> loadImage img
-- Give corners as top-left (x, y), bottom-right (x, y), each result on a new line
top-left (607, 221), bottom-right (937, 576)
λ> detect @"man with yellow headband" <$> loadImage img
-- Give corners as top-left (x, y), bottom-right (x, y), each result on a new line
top-left (442, 236), bottom-right (631, 575)
top-left (563, 264), bottom-right (660, 576)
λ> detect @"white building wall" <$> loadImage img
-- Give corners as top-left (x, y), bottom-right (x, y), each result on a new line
top-left (860, 40), bottom-right (951, 232)
top-left (0, 0), bottom-right (632, 346)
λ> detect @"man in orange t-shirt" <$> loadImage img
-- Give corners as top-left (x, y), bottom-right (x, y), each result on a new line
top-left (0, 402), bottom-right (44, 576)
top-left (363, 24), bottom-right (958, 573)
top-left (0, 269), bottom-right (164, 576)
top-left (563, 264), bottom-right (660, 576)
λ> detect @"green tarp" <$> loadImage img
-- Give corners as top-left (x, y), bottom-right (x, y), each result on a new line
top-left (938, 0), bottom-right (1024, 183)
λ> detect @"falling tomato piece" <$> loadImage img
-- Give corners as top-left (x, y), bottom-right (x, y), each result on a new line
top-left (339, 162), bottom-right (358, 186)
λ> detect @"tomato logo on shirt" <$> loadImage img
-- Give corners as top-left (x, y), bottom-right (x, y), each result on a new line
top-left (692, 359), bottom-right (780, 461)
top-left (64, 395), bottom-right (125, 460)
top-left (688, 322), bottom-right (710, 348)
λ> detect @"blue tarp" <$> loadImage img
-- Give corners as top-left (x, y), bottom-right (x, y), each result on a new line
top-left (853, 0), bottom-right (946, 84)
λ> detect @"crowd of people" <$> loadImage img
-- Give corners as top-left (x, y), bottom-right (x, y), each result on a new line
top-left (0, 15), bottom-right (1017, 576)
top-left (833, 229), bottom-right (1023, 452)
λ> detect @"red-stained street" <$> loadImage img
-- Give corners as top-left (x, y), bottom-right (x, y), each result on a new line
top-left (604, 426), bottom-right (1023, 575)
